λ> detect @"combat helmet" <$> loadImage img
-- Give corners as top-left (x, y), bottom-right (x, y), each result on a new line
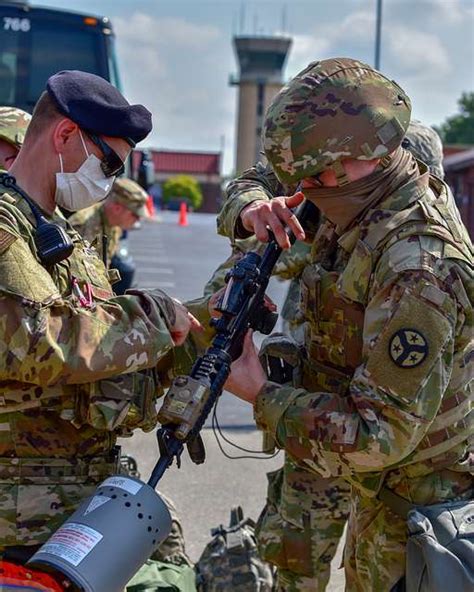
top-left (263, 57), bottom-right (412, 184)
top-left (109, 177), bottom-right (149, 218)
top-left (0, 106), bottom-right (31, 149)
top-left (403, 119), bottom-right (444, 179)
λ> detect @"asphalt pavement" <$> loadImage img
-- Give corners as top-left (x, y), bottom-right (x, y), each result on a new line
top-left (119, 211), bottom-right (345, 590)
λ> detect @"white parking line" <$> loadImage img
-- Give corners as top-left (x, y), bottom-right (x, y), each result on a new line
top-left (132, 256), bottom-right (170, 263)
top-left (135, 267), bottom-right (174, 274)
top-left (136, 281), bottom-right (176, 288)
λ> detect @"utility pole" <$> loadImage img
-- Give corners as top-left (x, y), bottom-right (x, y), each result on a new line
top-left (375, 0), bottom-right (383, 70)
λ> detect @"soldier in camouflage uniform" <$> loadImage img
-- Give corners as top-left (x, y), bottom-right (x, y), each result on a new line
top-left (403, 119), bottom-right (445, 179)
top-left (185, 117), bottom-right (447, 591)
top-left (205, 118), bottom-right (447, 592)
top-left (0, 106), bottom-right (31, 170)
top-left (69, 177), bottom-right (150, 266)
top-left (0, 71), bottom-right (202, 587)
top-left (222, 58), bottom-right (473, 591)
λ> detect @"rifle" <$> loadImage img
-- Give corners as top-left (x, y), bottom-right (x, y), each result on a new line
top-left (148, 200), bottom-right (316, 489)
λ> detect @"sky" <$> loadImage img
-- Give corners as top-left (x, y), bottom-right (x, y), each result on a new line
top-left (39, 0), bottom-right (474, 173)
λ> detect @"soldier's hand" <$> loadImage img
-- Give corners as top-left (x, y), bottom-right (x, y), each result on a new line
top-left (225, 331), bottom-right (266, 404)
top-left (170, 299), bottom-right (203, 346)
top-left (208, 289), bottom-right (277, 319)
top-left (240, 192), bottom-right (306, 249)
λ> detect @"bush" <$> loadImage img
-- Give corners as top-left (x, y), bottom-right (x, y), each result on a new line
top-left (162, 175), bottom-right (203, 210)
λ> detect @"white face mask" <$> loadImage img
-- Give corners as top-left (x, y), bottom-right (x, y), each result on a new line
top-left (55, 131), bottom-right (115, 211)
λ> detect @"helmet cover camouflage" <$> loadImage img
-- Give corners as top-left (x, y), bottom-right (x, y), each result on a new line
top-left (263, 57), bottom-right (412, 184)
top-left (403, 119), bottom-right (444, 179)
top-left (109, 177), bottom-right (149, 217)
top-left (0, 106), bottom-right (31, 149)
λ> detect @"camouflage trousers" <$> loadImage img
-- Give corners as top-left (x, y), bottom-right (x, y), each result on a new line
top-left (344, 467), bottom-right (474, 591)
top-left (256, 454), bottom-right (350, 592)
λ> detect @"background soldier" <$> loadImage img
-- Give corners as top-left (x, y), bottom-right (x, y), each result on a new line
top-left (70, 176), bottom-right (150, 266)
top-left (222, 58), bottom-right (472, 591)
top-left (0, 70), bottom-right (200, 586)
top-left (0, 106), bottom-right (31, 170)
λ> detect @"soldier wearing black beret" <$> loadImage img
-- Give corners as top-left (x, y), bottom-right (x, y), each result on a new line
top-left (0, 70), bottom-right (201, 585)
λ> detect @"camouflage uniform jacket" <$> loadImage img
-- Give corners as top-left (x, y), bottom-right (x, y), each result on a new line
top-left (0, 189), bottom-right (178, 546)
top-left (69, 202), bottom-right (122, 266)
top-left (224, 165), bottom-right (473, 496)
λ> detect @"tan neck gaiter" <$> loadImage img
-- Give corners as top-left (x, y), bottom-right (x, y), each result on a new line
top-left (303, 148), bottom-right (419, 231)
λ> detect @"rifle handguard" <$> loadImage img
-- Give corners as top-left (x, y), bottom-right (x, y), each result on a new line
top-left (157, 375), bottom-right (211, 440)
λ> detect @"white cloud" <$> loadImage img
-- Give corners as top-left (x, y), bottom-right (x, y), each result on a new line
top-left (387, 26), bottom-right (450, 78)
top-left (421, 0), bottom-right (471, 24)
top-left (113, 12), bottom-right (233, 162)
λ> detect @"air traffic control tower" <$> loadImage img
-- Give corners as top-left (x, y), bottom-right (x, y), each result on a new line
top-left (230, 35), bottom-right (292, 173)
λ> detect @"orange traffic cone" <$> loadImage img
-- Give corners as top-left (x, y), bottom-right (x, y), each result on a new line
top-left (178, 201), bottom-right (188, 226)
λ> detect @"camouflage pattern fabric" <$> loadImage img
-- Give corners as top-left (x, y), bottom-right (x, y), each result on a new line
top-left (217, 87), bottom-right (470, 588)
top-left (0, 106), bottom-right (31, 149)
top-left (253, 164), bottom-right (473, 590)
top-left (263, 58), bottom-right (411, 184)
top-left (256, 458), bottom-right (349, 592)
top-left (196, 506), bottom-right (274, 591)
top-left (404, 119), bottom-right (445, 179)
top-left (0, 187), bottom-right (178, 548)
top-left (69, 201), bottom-right (122, 264)
top-left (111, 177), bottom-right (150, 218)
top-left (217, 163), bottom-right (348, 591)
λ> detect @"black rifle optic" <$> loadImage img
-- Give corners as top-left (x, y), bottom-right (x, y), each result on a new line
top-left (149, 199), bottom-right (316, 488)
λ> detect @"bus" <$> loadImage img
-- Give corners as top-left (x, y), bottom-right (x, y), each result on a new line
top-left (0, 0), bottom-right (121, 112)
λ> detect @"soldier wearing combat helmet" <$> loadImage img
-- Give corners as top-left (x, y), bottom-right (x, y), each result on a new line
top-left (214, 118), bottom-right (449, 592)
top-left (404, 118), bottom-right (445, 179)
top-left (0, 106), bottom-right (31, 170)
top-left (70, 176), bottom-right (150, 265)
top-left (223, 58), bottom-right (473, 590)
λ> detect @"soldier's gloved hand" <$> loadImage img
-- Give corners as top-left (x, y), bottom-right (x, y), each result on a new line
top-left (128, 288), bottom-right (203, 346)
top-left (240, 192), bottom-right (306, 249)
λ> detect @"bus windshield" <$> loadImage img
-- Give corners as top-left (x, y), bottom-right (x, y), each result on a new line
top-left (0, 4), bottom-right (116, 111)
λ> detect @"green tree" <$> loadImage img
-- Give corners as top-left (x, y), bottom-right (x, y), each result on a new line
top-left (438, 92), bottom-right (474, 144)
top-left (162, 175), bottom-right (203, 210)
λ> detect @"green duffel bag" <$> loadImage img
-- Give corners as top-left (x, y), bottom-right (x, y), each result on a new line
top-left (126, 560), bottom-right (197, 592)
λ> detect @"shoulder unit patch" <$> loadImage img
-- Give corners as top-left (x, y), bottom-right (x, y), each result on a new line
top-left (389, 328), bottom-right (428, 368)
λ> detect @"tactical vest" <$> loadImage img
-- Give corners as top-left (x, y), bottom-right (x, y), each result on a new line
top-left (299, 176), bottom-right (473, 472)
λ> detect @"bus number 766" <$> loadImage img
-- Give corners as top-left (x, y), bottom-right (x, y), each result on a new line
top-left (3, 17), bottom-right (31, 32)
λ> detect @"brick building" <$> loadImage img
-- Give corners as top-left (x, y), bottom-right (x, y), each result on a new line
top-left (444, 148), bottom-right (474, 237)
top-left (133, 150), bottom-right (222, 213)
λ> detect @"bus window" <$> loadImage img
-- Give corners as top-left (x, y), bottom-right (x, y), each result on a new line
top-left (107, 35), bottom-right (122, 91)
top-left (28, 26), bottom-right (102, 105)
top-left (0, 25), bottom-right (20, 104)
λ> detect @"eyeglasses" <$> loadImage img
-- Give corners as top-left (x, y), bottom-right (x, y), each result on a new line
top-left (86, 133), bottom-right (125, 178)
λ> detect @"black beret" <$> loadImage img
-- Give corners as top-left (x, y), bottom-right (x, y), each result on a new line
top-left (46, 70), bottom-right (152, 145)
